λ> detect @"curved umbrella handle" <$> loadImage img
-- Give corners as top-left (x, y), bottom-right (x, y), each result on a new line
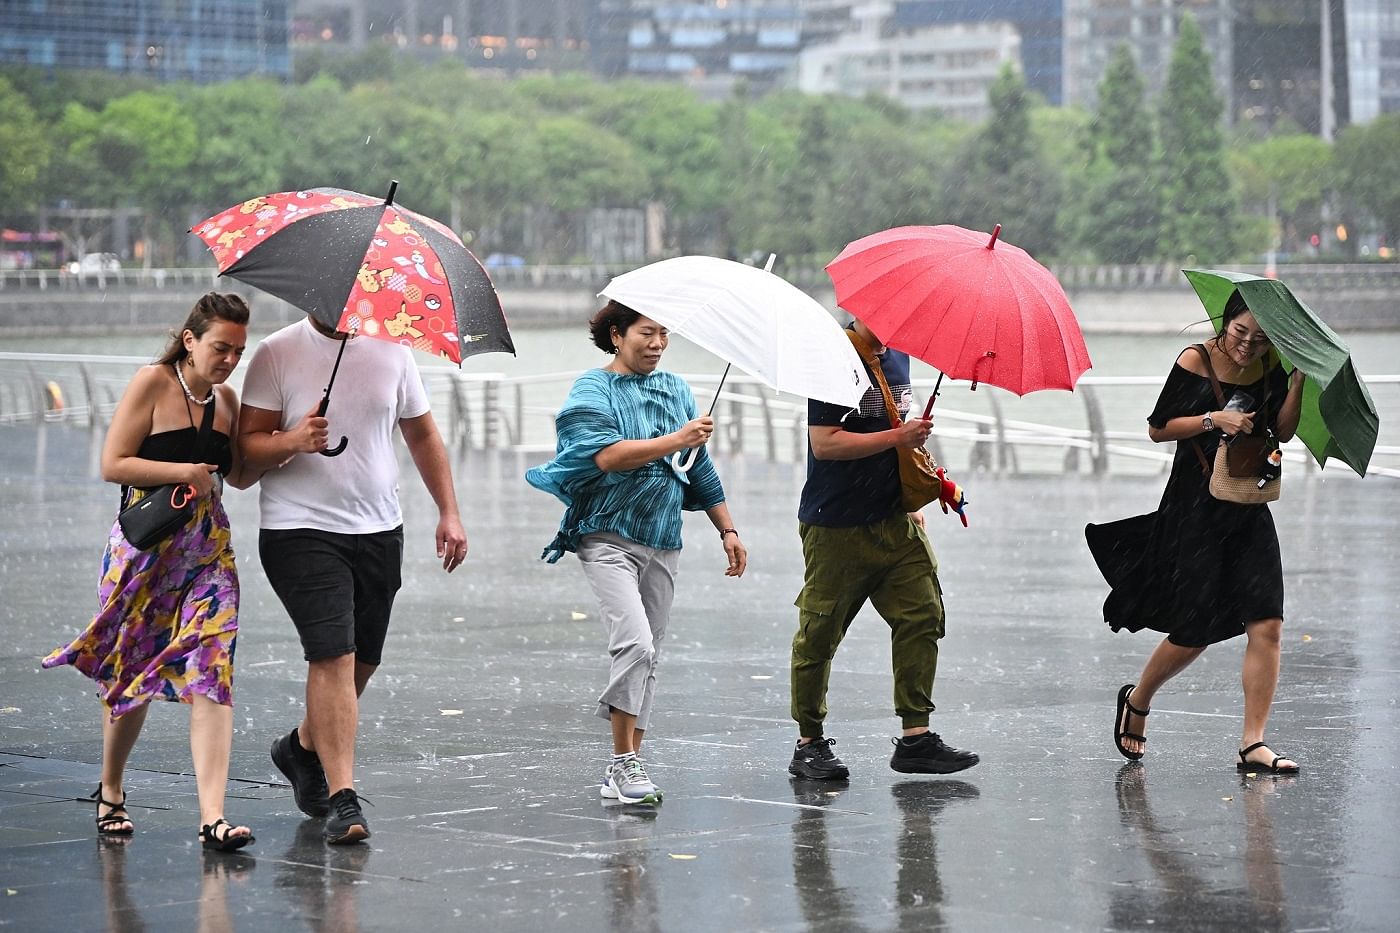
top-left (315, 394), bottom-right (349, 458)
top-left (670, 447), bottom-right (698, 473)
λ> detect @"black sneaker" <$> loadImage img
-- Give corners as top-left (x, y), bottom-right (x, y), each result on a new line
top-left (271, 729), bottom-right (330, 818)
top-left (890, 732), bottom-right (979, 774)
top-left (788, 737), bottom-right (851, 781)
top-left (324, 788), bottom-right (370, 845)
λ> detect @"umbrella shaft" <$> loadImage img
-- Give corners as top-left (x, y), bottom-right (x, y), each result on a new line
top-left (706, 363), bottom-right (732, 417)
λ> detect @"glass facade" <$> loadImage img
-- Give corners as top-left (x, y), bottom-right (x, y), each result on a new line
top-left (0, 1), bottom-right (291, 82)
top-left (591, 0), bottom-right (806, 89)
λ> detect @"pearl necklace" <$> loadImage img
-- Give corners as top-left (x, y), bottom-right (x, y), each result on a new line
top-left (174, 362), bottom-right (214, 405)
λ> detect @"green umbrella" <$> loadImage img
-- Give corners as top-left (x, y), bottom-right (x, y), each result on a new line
top-left (1183, 268), bottom-right (1379, 476)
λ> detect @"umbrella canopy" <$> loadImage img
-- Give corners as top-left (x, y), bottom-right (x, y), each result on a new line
top-left (192, 182), bottom-right (513, 364)
top-left (598, 255), bottom-right (871, 409)
top-left (826, 224), bottom-right (1091, 404)
top-left (1183, 268), bottom-right (1379, 476)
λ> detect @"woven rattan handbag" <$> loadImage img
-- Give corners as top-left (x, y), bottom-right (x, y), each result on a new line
top-left (1189, 344), bottom-right (1280, 505)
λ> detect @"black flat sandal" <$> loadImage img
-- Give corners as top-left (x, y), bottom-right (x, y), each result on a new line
top-left (1237, 742), bottom-right (1300, 775)
top-left (200, 818), bottom-right (255, 853)
top-left (1114, 684), bottom-right (1150, 761)
top-left (91, 784), bottom-right (134, 837)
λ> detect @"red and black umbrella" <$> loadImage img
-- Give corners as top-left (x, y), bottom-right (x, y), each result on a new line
top-left (193, 181), bottom-right (513, 455)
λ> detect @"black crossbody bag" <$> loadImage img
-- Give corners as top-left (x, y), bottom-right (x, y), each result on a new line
top-left (118, 398), bottom-right (215, 551)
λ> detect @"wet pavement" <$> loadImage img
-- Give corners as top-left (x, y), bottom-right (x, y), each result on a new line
top-left (2, 425), bottom-right (1398, 932)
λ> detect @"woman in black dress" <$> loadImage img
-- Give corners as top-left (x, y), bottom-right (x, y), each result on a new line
top-left (1086, 293), bottom-right (1306, 773)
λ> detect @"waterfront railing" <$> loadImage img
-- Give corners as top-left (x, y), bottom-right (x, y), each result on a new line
top-left (3, 353), bottom-right (1395, 480)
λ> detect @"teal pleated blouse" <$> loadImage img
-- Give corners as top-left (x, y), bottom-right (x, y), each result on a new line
top-left (525, 368), bottom-right (726, 562)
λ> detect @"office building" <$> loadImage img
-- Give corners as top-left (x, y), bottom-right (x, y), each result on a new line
top-left (0, 0), bottom-right (290, 81)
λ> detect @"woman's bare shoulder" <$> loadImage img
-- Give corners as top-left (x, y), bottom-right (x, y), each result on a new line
top-left (1174, 345), bottom-right (1210, 376)
top-left (126, 363), bottom-right (173, 396)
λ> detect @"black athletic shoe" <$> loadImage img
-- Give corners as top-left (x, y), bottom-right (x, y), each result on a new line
top-left (324, 788), bottom-right (370, 845)
top-left (890, 732), bottom-right (980, 774)
top-left (272, 729), bottom-right (330, 818)
top-left (788, 737), bottom-right (851, 781)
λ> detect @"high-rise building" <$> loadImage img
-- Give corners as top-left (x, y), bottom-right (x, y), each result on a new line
top-left (1062, 0), bottom-right (1232, 114)
top-left (890, 0), bottom-right (1062, 104)
top-left (590, 0), bottom-right (809, 96)
top-left (1232, 0), bottom-right (1348, 137)
top-left (1342, 0), bottom-right (1400, 124)
top-left (0, 0), bottom-right (291, 81)
top-left (291, 0), bottom-right (590, 70)
top-left (796, 2), bottom-right (1021, 121)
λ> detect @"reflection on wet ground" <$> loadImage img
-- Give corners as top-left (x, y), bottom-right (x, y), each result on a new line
top-left (2, 430), bottom-right (1398, 930)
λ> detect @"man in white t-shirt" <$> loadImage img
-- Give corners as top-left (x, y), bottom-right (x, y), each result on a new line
top-left (238, 314), bottom-right (467, 845)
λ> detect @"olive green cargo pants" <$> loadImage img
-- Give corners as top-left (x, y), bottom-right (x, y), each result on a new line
top-left (790, 512), bottom-right (945, 737)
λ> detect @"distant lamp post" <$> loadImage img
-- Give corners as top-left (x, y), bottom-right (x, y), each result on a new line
top-left (1265, 185), bottom-right (1279, 279)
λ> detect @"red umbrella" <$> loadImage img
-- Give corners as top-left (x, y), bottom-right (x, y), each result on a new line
top-left (193, 181), bottom-right (513, 456)
top-left (826, 224), bottom-right (1090, 416)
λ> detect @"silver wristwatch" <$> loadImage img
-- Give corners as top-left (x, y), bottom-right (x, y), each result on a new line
top-left (1202, 413), bottom-right (1215, 431)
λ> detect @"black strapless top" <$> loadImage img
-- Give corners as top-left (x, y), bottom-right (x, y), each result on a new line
top-left (136, 428), bottom-right (233, 475)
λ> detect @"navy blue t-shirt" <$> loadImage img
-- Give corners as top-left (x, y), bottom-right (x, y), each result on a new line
top-left (798, 344), bottom-right (912, 527)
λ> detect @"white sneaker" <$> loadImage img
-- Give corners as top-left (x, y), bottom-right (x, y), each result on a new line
top-left (604, 756), bottom-right (661, 804)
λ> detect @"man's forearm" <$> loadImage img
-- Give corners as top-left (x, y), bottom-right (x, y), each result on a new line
top-left (240, 431), bottom-right (301, 471)
top-left (810, 428), bottom-right (899, 461)
top-left (405, 429), bottom-right (460, 518)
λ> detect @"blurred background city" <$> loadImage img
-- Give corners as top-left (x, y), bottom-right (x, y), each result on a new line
top-left (1, 2), bottom-right (1396, 479)
top-left (1, 1), bottom-right (1398, 271)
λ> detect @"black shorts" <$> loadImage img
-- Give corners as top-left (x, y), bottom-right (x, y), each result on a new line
top-left (259, 526), bottom-right (404, 665)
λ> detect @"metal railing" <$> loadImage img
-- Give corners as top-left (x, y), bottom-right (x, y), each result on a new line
top-left (5, 352), bottom-right (1395, 480)
top-left (4, 262), bottom-right (1398, 294)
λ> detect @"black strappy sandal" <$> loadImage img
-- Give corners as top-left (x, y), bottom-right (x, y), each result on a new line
top-left (1237, 742), bottom-right (1300, 775)
top-left (200, 818), bottom-right (255, 853)
top-left (1114, 684), bottom-right (1150, 761)
top-left (91, 784), bottom-right (134, 837)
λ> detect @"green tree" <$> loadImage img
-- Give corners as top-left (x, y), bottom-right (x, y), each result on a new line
top-left (1231, 129), bottom-right (1332, 255)
top-left (0, 77), bottom-right (51, 217)
top-left (36, 103), bottom-right (113, 210)
top-left (579, 81), bottom-right (724, 227)
top-left (280, 76), bottom-right (379, 191)
top-left (435, 106), bottom-right (543, 252)
top-left (1333, 114), bottom-right (1400, 249)
top-left (821, 112), bottom-right (949, 252)
top-left (0, 64), bottom-right (155, 122)
top-left (768, 95), bottom-right (839, 257)
top-left (1158, 14), bottom-right (1236, 261)
top-left (174, 79), bottom-right (288, 212)
top-left (529, 116), bottom-right (648, 259)
top-left (1069, 45), bottom-right (1164, 262)
top-left (943, 65), bottom-right (1061, 258)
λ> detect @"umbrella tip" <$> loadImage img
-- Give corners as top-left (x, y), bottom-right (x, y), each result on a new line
top-left (987, 224), bottom-right (1002, 249)
top-left (763, 253), bottom-right (776, 272)
top-left (384, 180), bottom-right (399, 206)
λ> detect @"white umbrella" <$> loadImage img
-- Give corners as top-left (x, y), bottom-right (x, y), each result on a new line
top-left (599, 254), bottom-right (872, 470)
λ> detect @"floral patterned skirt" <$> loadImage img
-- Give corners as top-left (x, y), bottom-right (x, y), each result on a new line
top-left (42, 488), bottom-right (239, 720)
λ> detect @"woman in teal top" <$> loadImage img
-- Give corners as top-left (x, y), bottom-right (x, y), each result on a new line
top-left (527, 300), bottom-right (747, 805)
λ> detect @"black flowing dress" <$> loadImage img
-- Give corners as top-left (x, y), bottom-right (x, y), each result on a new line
top-left (1085, 355), bottom-right (1289, 648)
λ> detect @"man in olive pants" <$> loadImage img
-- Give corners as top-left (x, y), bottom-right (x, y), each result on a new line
top-left (787, 321), bottom-right (978, 781)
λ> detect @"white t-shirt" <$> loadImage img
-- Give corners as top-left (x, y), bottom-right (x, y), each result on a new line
top-left (241, 318), bottom-right (431, 534)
